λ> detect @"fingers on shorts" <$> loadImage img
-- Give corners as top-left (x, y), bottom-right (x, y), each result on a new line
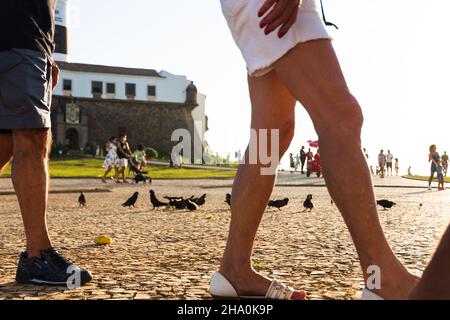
top-left (0, 48), bottom-right (53, 130)
top-left (220, 0), bottom-right (331, 77)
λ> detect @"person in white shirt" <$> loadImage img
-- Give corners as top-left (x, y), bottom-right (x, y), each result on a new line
top-left (386, 150), bottom-right (394, 176)
top-left (237, 149), bottom-right (242, 164)
top-left (378, 150), bottom-right (387, 178)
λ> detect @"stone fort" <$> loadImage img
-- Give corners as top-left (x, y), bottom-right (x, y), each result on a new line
top-left (51, 0), bottom-right (209, 161)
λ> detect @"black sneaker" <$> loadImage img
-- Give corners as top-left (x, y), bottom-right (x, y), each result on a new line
top-left (15, 247), bottom-right (93, 287)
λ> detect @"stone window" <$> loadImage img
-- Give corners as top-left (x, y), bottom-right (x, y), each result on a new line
top-left (125, 83), bottom-right (136, 99)
top-left (63, 79), bottom-right (72, 96)
top-left (63, 79), bottom-right (72, 91)
top-left (147, 85), bottom-right (156, 97)
top-left (147, 85), bottom-right (156, 101)
top-left (106, 83), bottom-right (116, 94)
top-left (91, 81), bottom-right (103, 98)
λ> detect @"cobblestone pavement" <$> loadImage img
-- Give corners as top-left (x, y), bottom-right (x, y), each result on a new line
top-left (1, 178), bottom-right (449, 300)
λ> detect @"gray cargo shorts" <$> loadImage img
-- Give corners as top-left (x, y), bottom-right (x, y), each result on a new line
top-left (0, 48), bottom-right (53, 132)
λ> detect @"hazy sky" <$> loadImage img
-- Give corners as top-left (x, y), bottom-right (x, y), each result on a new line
top-left (67, 0), bottom-right (450, 174)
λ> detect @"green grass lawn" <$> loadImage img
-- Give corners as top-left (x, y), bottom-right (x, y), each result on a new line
top-left (1, 157), bottom-right (236, 179)
top-left (403, 175), bottom-right (450, 183)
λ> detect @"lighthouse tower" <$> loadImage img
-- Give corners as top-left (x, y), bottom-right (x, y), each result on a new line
top-left (53, 0), bottom-right (70, 62)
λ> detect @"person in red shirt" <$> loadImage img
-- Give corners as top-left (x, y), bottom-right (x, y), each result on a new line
top-left (306, 148), bottom-right (314, 162)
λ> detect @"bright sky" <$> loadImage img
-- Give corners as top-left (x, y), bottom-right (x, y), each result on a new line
top-left (68, 0), bottom-right (450, 174)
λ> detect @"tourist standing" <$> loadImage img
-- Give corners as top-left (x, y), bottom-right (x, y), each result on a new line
top-left (289, 153), bottom-right (295, 172)
top-left (386, 150), bottom-right (394, 176)
top-left (378, 150), bottom-right (386, 178)
top-left (295, 153), bottom-right (300, 171)
top-left (300, 146), bottom-right (307, 174)
top-left (428, 144), bottom-right (440, 191)
top-left (442, 151), bottom-right (448, 177)
top-left (171, 143), bottom-right (183, 168)
top-left (0, 0), bottom-right (91, 286)
top-left (395, 158), bottom-right (399, 176)
top-left (306, 148), bottom-right (313, 162)
top-left (436, 158), bottom-right (445, 191)
top-left (363, 148), bottom-right (369, 159)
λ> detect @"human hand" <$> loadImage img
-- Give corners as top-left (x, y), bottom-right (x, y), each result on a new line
top-left (258, 0), bottom-right (301, 38)
top-left (51, 62), bottom-right (59, 90)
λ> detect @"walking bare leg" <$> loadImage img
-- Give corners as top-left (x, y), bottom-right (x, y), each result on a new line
top-left (219, 71), bottom-right (304, 298)
top-left (274, 39), bottom-right (418, 299)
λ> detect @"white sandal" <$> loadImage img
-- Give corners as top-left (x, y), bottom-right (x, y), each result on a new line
top-left (361, 288), bottom-right (384, 300)
top-left (210, 271), bottom-right (300, 300)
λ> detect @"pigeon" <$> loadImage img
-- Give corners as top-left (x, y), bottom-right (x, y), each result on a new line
top-left (78, 192), bottom-right (86, 207)
top-left (191, 194), bottom-right (206, 206)
top-left (377, 200), bottom-right (396, 210)
top-left (302, 194), bottom-right (314, 212)
top-left (186, 199), bottom-right (198, 211)
top-left (268, 198), bottom-right (289, 211)
top-left (167, 198), bottom-right (187, 210)
top-left (225, 193), bottom-right (232, 206)
top-left (149, 190), bottom-right (169, 209)
top-left (134, 173), bottom-right (151, 184)
top-left (164, 196), bottom-right (184, 201)
top-left (122, 192), bottom-right (139, 208)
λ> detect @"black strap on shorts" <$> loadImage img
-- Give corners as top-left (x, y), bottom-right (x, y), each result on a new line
top-left (320, 0), bottom-right (338, 29)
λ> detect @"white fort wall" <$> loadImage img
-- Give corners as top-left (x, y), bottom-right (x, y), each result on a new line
top-left (53, 69), bottom-right (198, 104)
top-left (53, 67), bottom-right (208, 155)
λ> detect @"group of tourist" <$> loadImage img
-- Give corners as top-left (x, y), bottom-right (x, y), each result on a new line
top-left (428, 145), bottom-right (448, 191)
top-left (289, 146), bottom-right (317, 174)
top-left (375, 149), bottom-right (399, 178)
top-left (102, 133), bottom-right (147, 183)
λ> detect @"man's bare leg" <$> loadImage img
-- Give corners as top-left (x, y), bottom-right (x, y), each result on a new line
top-left (0, 132), bottom-right (13, 174)
top-left (273, 40), bottom-right (418, 299)
top-left (219, 71), bottom-right (306, 298)
top-left (410, 225), bottom-right (450, 299)
top-left (12, 129), bottom-right (52, 258)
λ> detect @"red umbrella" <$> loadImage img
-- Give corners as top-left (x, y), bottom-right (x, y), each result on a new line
top-left (307, 140), bottom-right (319, 148)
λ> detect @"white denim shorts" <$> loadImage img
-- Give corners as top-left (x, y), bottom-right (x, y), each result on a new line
top-left (220, 0), bottom-right (331, 77)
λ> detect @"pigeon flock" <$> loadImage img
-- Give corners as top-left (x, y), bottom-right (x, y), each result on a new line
top-left (77, 190), bottom-right (403, 214)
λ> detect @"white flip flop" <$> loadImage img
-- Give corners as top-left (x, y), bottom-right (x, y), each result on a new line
top-left (361, 288), bottom-right (384, 300)
top-left (210, 271), bottom-right (299, 300)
